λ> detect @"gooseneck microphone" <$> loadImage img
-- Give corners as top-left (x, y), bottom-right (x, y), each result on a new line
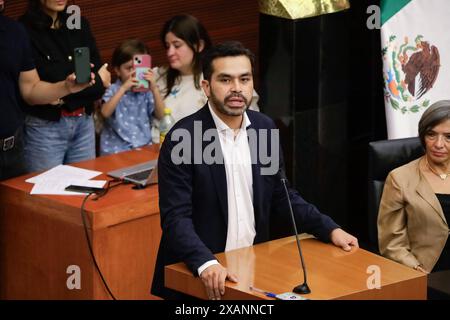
top-left (279, 169), bottom-right (311, 295)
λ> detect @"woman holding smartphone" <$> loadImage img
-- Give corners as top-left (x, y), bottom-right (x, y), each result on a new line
top-left (20, 0), bottom-right (111, 172)
top-left (151, 14), bottom-right (260, 143)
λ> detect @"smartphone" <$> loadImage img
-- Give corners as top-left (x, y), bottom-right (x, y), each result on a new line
top-left (65, 185), bottom-right (105, 193)
top-left (73, 47), bottom-right (91, 84)
top-left (275, 292), bottom-right (309, 300)
top-left (132, 54), bottom-right (151, 92)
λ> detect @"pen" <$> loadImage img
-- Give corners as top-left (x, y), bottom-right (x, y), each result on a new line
top-left (249, 285), bottom-right (277, 298)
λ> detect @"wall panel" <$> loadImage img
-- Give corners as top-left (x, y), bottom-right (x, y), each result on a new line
top-left (5, 0), bottom-right (259, 83)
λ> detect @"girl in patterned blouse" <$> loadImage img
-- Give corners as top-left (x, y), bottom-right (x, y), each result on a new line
top-left (100, 39), bottom-right (164, 155)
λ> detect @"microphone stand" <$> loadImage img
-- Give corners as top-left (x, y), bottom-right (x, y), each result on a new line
top-left (280, 177), bottom-right (311, 294)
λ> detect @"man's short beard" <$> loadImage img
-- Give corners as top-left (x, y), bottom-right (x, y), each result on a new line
top-left (209, 91), bottom-right (251, 117)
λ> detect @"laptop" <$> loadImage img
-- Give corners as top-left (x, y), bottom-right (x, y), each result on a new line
top-left (107, 160), bottom-right (158, 187)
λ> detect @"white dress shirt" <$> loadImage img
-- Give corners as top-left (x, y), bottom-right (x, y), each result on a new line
top-left (197, 104), bottom-right (256, 276)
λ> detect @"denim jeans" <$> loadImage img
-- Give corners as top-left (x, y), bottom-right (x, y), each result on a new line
top-left (0, 128), bottom-right (26, 181)
top-left (23, 114), bottom-right (95, 173)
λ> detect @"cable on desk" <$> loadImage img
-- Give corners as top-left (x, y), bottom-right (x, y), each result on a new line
top-left (91, 178), bottom-right (124, 201)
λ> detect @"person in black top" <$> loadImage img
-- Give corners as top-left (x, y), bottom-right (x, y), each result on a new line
top-left (19, 0), bottom-right (111, 173)
top-left (379, 100), bottom-right (450, 274)
top-left (0, 0), bottom-right (96, 181)
top-left (378, 100), bottom-right (450, 300)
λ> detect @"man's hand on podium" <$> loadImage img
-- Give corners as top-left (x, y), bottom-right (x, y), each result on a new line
top-left (200, 264), bottom-right (238, 300)
top-left (330, 228), bottom-right (359, 251)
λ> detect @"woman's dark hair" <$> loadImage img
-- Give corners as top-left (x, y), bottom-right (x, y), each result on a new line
top-left (418, 100), bottom-right (450, 148)
top-left (111, 39), bottom-right (149, 68)
top-left (202, 41), bottom-right (255, 81)
top-left (21, 0), bottom-right (69, 30)
top-left (160, 14), bottom-right (212, 98)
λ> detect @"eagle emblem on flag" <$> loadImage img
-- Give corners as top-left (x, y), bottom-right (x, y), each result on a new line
top-left (382, 35), bottom-right (440, 114)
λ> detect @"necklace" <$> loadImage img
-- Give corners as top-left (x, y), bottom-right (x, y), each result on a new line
top-left (425, 157), bottom-right (450, 180)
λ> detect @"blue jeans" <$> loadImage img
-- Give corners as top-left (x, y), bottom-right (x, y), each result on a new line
top-left (23, 114), bottom-right (95, 173)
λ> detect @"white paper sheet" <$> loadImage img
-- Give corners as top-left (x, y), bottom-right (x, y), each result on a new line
top-left (26, 165), bottom-right (102, 184)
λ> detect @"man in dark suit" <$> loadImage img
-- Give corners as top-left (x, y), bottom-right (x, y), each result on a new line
top-left (152, 41), bottom-right (358, 300)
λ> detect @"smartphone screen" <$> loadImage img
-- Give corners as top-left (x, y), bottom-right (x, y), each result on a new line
top-left (74, 47), bottom-right (91, 84)
top-left (132, 54), bottom-right (151, 92)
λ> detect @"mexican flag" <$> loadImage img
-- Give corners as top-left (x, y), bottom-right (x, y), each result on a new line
top-left (381, 0), bottom-right (450, 139)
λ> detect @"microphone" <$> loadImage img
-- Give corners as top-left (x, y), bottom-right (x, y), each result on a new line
top-left (278, 169), bottom-right (311, 295)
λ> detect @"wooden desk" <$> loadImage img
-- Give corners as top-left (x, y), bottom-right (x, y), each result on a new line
top-left (165, 236), bottom-right (427, 300)
top-left (0, 145), bottom-right (161, 300)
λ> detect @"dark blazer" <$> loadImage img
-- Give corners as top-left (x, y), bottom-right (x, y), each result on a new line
top-left (19, 15), bottom-right (105, 121)
top-left (151, 105), bottom-right (339, 299)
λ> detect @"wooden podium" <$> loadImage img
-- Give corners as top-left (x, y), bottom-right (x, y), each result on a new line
top-left (165, 236), bottom-right (427, 300)
top-left (0, 145), bottom-right (161, 299)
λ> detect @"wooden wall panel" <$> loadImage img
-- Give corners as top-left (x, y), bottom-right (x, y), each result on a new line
top-left (5, 0), bottom-right (260, 85)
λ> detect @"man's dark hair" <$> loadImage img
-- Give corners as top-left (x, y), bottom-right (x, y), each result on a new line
top-left (202, 41), bottom-right (255, 81)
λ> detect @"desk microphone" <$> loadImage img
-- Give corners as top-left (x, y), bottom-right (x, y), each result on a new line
top-left (278, 169), bottom-right (311, 294)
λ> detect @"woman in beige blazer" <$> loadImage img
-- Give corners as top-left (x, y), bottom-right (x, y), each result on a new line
top-left (378, 100), bottom-right (450, 273)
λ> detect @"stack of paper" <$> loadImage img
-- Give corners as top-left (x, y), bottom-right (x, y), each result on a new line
top-left (26, 165), bottom-right (107, 195)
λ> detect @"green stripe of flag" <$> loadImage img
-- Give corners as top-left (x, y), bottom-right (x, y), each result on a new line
top-left (381, 0), bottom-right (412, 25)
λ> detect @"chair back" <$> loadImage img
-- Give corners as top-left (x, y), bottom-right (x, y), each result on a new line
top-left (368, 137), bottom-right (424, 252)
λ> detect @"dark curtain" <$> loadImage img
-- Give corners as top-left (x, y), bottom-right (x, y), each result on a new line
top-left (260, 0), bottom-right (386, 248)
